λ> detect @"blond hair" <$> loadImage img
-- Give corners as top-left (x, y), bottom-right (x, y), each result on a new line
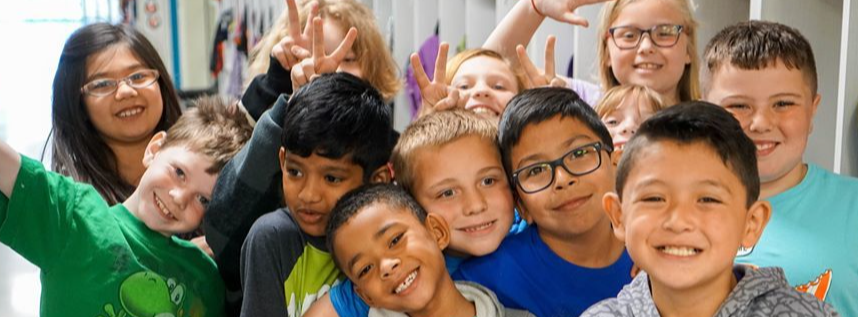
top-left (392, 109), bottom-right (498, 192)
top-left (597, 0), bottom-right (700, 102)
top-left (595, 84), bottom-right (667, 118)
top-left (446, 48), bottom-right (528, 93)
top-left (246, 0), bottom-right (400, 101)
top-left (162, 96), bottom-right (253, 174)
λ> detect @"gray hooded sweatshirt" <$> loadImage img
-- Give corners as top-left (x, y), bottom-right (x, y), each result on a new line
top-left (582, 265), bottom-right (838, 317)
top-left (368, 281), bottom-right (534, 317)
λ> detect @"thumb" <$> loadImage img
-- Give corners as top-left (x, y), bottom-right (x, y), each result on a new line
top-left (560, 12), bottom-right (589, 27)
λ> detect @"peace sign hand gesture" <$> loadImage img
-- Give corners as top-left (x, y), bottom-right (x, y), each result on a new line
top-left (290, 16), bottom-right (358, 92)
top-left (411, 42), bottom-right (461, 118)
top-left (271, 0), bottom-right (317, 70)
top-left (517, 35), bottom-right (567, 89)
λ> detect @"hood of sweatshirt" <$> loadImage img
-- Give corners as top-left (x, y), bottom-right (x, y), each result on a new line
top-left (368, 281), bottom-right (524, 317)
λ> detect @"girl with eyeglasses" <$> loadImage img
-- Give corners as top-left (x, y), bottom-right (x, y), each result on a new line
top-left (485, 0), bottom-right (700, 107)
top-left (50, 23), bottom-right (182, 206)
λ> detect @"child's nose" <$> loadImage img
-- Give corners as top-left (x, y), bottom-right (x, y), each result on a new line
top-left (379, 257), bottom-right (401, 279)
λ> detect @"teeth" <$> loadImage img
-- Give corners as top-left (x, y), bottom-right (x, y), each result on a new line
top-left (615, 144), bottom-right (625, 151)
top-left (463, 221), bottom-right (494, 233)
top-left (395, 270), bottom-right (418, 294)
top-left (755, 143), bottom-right (775, 151)
top-left (660, 246), bottom-right (700, 257)
top-left (636, 63), bottom-right (661, 69)
top-left (471, 107), bottom-right (497, 116)
top-left (154, 195), bottom-right (176, 220)
top-left (118, 107), bottom-right (143, 118)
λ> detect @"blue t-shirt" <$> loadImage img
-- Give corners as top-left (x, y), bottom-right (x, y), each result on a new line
top-left (735, 163), bottom-right (858, 317)
top-left (453, 225), bottom-right (633, 317)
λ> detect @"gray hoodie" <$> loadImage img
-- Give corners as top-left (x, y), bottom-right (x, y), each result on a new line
top-left (368, 281), bottom-right (534, 317)
top-left (582, 265), bottom-right (838, 317)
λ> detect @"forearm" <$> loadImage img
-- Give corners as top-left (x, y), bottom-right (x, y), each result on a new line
top-left (483, 0), bottom-right (545, 67)
top-left (0, 140), bottom-right (21, 197)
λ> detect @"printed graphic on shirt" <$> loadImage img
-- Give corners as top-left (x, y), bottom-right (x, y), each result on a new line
top-left (99, 271), bottom-right (205, 317)
top-left (795, 269), bottom-right (832, 301)
top-left (736, 245), bottom-right (754, 257)
top-left (284, 245), bottom-right (343, 317)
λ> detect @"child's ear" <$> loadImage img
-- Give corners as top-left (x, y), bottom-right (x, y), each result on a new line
top-left (142, 131), bottom-right (167, 168)
top-left (279, 147), bottom-right (287, 171)
top-left (602, 192), bottom-right (627, 242)
top-left (425, 213), bottom-right (451, 251)
top-left (514, 199), bottom-right (533, 224)
top-left (369, 163), bottom-right (393, 184)
top-left (809, 93), bottom-right (822, 133)
top-left (741, 200), bottom-right (772, 248)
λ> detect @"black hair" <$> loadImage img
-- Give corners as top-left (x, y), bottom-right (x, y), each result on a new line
top-left (50, 23), bottom-right (182, 205)
top-left (281, 72), bottom-right (396, 181)
top-left (498, 87), bottom-right (613, 181)
top-left (616, 101), bottom-right (760, 207)
top-left (325, 184), bottom-right (427, 269)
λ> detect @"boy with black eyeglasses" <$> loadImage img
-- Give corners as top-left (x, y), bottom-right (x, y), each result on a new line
top-left (453, 87), bottom-right (633, 317)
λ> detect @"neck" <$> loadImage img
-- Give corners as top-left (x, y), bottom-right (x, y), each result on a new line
top-left (760, 163), bottom-right (807, 200)
top-left (106, 138), bottom-right (149, 187)
top-left (410, 277), bottom-right (475, 317)
top-left (650, 269), bottom-right (736, 317)
top-left (659, 89), bottom-right (680, 107)
top-left (538, 217), bottom-right (625, 268)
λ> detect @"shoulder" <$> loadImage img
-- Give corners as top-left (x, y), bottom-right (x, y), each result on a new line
top-left (809, 164), bottom-right (858, 188)
top-left (245, 209), bottom-right (304, 244)
top-left (579, 298), bottom-right (624, 317)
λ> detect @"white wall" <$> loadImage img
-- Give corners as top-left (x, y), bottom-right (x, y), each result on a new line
top-left (837, 0), bottom-right (858, 175)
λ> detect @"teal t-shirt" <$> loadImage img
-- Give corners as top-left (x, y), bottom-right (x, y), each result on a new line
top-left (735, 163), bottom-right (858, 316)
top-left (0, 156), bottom-right (225, 317)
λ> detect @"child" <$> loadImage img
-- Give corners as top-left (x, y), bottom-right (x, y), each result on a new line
top-left (594, 84), bottom-right (666, 164)
top-left (50, 22), bottom-right (182, 205)
top-left (454, 87), bottom-right (633, 317)
top-left (485, 0), bottom-right (700, 106)
top-left (0, 96), bottom-right (252, 317)
top-left (205, 73), bottom-right (397, 317)
top-left (703, 20), bottom-right (858, 316)
top-left (411, 44), bottom-right (526, 120)
top-left (308, 109), bottom-right (522, 317)
top-left (585, 101), bottom-right (837, 316)
top-left (325, 183), bottom-right (534, 317)
top-left (241, 0), bottom-right (400, 118)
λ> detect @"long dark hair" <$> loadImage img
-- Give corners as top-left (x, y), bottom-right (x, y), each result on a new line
top-left (50, 23), bottom-right (182, 205)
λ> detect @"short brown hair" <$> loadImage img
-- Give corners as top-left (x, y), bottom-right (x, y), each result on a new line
top-left (595, 84), bottom-right (667, 118)
top-left (703, 20), bottom-right (817, 95)
top-left (392, 109), bottom-right (498, 192)
top-left (446, 48), bottom-right (528, 93)
top-left (161, 96), bottom-right (253, 174)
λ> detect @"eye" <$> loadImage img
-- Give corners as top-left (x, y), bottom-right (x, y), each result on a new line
top-left (724, 103), bottom-right (750, 111)
top-left (699, 196), bottom-right (722, 204)
top-left (286, 168), bottom-right (303, 177)
top-left (481, 177), bottom-right (496, 186)
top-left (641, 196), bottom-right (665, 203)
top-left (358, 264), bottom-right (373, 278)
top-left (389, 232), bottom-right (404, 248)
top-left (774, 100), bottom-right (796, 108)
top-left (604, 119), bottom-right (619, 126)
top-left (526, 165), bottom-right (546, 177)
top-left (493, 84), bottom-right (506, 90)
top-left (457, 83), bottom-right (470, 90)
top-left (175, 167), bottom-right (186, 180)
top-left (325, 175), bottom-right (343, 184)
top-left (89, 79), bottom-right (114, 89)
top-left (437, 189), bottom-right (455, 199)
top-left (197, 195), bottom-right (211, 207)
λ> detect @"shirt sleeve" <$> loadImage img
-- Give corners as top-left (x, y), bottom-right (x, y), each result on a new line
top-left (330, 279), bottom-right (371, 317)
top-left (0, 156), bottom-right (97, 272)
top-left (239, 210), bottom-right (304, 317)
top-left (240, 55), bottom-right (293, 121)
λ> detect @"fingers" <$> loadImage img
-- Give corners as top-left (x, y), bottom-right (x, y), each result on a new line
top-left (273, 37), bottom-right (298, 69)
top-left (410, 53), bottom-right (431, 89)
top-left (312, 17), bottom-right (325, 59)
top-left (291, 58), bottom-right (315, 91)
top-left (291, 46), bottom-right (311, 60)
top-left (301, 1), bottom-right (319, 44)
top-left (286, 0), bottom-right (301, 40)
top-left (437, 89), bottom-right (460, 111)
top-left (516, 44), bottom-right (540, 88)
top-left (433, 42), bottom-right (449, 84)
top-left (544, 35), bottom-right (557, 80)
top-left (329, 27), bottom-right (358, 63)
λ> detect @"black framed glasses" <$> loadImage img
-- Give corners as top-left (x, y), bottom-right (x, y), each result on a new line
top-left (608, 24), bottom-right (684, 50)
top-left (81, 69), bottom-right (160, 97)
top-left (512, 142), bottom-right (609, 194)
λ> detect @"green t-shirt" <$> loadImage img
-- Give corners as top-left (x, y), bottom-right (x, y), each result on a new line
top-left (0, 156), bottom-right (225, 317)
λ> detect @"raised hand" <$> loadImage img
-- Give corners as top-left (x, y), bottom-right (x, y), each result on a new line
top-left (290, 16), bottom-right (358, 92)
top-left (533, 0), bottom-right (609, 27)
top-left (271, 0), bottom-right (318, 70)
top-left (411, 42), bottom-right (461, 118)
top-left (517, 35), bottom-right (567, 89)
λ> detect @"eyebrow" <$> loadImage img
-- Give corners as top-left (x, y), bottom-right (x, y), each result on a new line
top-left (515, 135), bottom-right (589, 169)
top-left (633, 178), bottom-right (733, 195)
top-left (346, 222), bottom-right (400, 274)
top-left (87, 65), bottom-right (146, 81)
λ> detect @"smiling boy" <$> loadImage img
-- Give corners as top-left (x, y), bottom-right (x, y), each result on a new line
top-left (325, 184), bottom-right (534, 317)
top-left (703, 21), bottom-right (858, 316)
top-left (0, 96), bottom-right (252, 317)
top-left (584, 101), bottom-right (836, 317)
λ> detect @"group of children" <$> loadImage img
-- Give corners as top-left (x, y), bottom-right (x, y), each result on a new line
top-left (1, 0), bottom-right (856, 316)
